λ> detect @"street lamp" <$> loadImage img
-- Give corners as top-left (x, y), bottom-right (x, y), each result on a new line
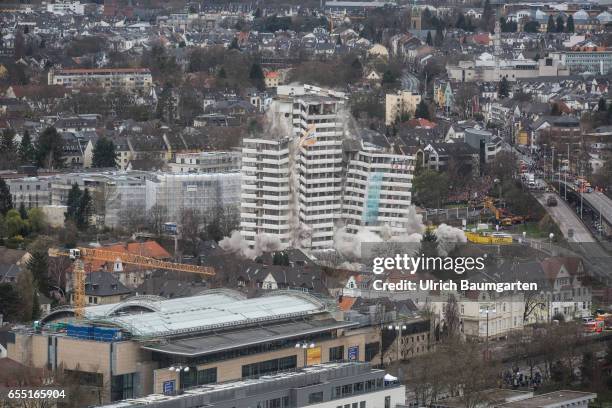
top-left (480, 305), bottom-right (496, 360)
top-left (549, 232), bottom-right (554, 251)
top-left (296, 341), bottom-right (316, 367)
top-left (385, 323), bottom-right (407, 362)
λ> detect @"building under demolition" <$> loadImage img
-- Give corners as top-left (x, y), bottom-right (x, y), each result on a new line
top-left (240, 84), bottom-right (415, 251)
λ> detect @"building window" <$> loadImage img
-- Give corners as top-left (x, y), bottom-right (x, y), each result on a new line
top-left (365, 342), bottom-right (379, 362)
top-left (241, 355), bottom-right (297, 378)
top-left (197, 368), bottom-right (217, 385)
top-left (360, 402), bottom-right (366, 408)
top-left (308, 392), bottom-right (324, 403)
top-left (329, 345), bottom-right (344, 361)
top-left (111, 373), bottom-right (135, 401)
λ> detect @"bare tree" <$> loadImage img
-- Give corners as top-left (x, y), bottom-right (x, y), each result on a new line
top-left (442, 294), bottom-right (461, 341)
top-left (147, 204), bottom-right (168, 235)
top-left (523, 292), bottom-right (547, 323)
top-left (180, 208), bottom-right (203, 256)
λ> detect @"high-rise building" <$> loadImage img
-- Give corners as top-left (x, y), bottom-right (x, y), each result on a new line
top-left (240, 85), bottom-right (415, 250)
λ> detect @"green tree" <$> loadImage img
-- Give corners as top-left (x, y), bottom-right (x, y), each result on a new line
top-left (249, 63), bottom-right (266, 90)
top-left (413, 169), bottom-right (449, 208)
top-left (1, 128), bottom-right (15, 153)
top-left (498, 77), bottom-right (510, 98)
top-left (382, 70), bottom-right (397, 85)
top-left (598, 97), bottom-right (607, 112)
top-left (566, 15), bottom-right (574, 33)
top-left (5, 209), bottom-right (25, 237)
top-left (18, 202), bottom-right (27, 220)
top-left (18, 130), bottom-right (36, 164)
top-left (229, 37), bottom-right (240, 50)
top-left (0, 178), bottom-right (12, 215)
top-left (16, 267), bottom-right (34, 322)
top-left (415, 100), bottom-right (431, 120)
top-left (547, 15), bottom-right (555, 32)
top-left (481, 0), bottom-right (494, 32)
top-left (65, 183), bottom-right (81, 225)
top-left (92, 138), bottom-right (118, 168)
top-left (556, 15), bottom-right (564, 32)
top-left (26, 249), bottom-right (49, 295)
top-left (0, 129), bottom-right (17, 169)
top-left (77, 188), bottom-right (93, 229)
top-left (27, 207), bottom-right (46, 233)
top-left (434, 27), bottom-right (444, 46)
top-left (36, 127), bottom-right (64, 169)
top-left (524, 21), bottom-right (539, 33)
top-left (0, 283), bottom-right (21, 322)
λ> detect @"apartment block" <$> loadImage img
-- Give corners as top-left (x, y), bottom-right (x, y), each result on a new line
top-left (240, 85), bottom-right (415, 250)
top-left (241, 136), bottom-right (293, 246)
top-left (385, 90), bottom-right (422, 125)
top-left (48, 68), bottom-right (153, 92)
top-left (342, 140), bottom-right (415, 236)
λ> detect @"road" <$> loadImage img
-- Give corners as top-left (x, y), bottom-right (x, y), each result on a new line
top-left (585, 190), bottom-right (612, 223)
top-left (532, 189), bottom-right (611, 284)
top-left (401, 71), bottom-right (420, 93)
top-left (533, 192), bottom-right (595, 243)
top-left (557, 180), bottom-right (612, 227)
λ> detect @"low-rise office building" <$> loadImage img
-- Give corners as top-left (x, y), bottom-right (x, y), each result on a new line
top-left (7, 290), bottom-right (381, 404)
top-left (99, 362), bottom-right (405, 408)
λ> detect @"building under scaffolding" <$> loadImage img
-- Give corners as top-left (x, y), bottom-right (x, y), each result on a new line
top-left (145, 172), bottom-right (241, 221)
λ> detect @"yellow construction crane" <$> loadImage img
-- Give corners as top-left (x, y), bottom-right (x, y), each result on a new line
top-left (49, 247), bottom-right (215, 318)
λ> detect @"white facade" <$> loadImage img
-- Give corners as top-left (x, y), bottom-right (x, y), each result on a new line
top-left (343, 146), bottom-right (414, 236)
top-left (46, 1), bottom-right (85, 15)
top-left (241, 136), bottom-right (293, 246)
top-left (240, 85), bottom-right (415, 250)
top-left (430, 292), bottom-right (525, 339)
top-left (385, 90), bottom-right (421, 125)
top-left (309, 385), bottom-right (405, 408)
top-left (168, 151), bottom-right (241, 174)
top-left (48, 68), bottom-right (153, 92)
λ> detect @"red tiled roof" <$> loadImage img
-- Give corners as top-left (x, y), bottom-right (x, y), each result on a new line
top-left (338, 296), bottom-right (357, 311)
top-left (8, 85), bottom-right (67, 99)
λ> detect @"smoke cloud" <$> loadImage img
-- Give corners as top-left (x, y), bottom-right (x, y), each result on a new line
top-left (434, 223), bottom-right (468, 256)
top-left (219, 231), bottom-right (285, 260)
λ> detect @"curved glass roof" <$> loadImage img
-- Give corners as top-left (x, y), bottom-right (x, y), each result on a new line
top-left (58, 289), bottom-right (327, 338)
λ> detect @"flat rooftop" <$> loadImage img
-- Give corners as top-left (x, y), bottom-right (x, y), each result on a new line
top-left (99, 362), bottom-right (379, 408)
top-left (433, 389), bottom-right (533, 408)
top-left (142, 318), bottom-right (358, 357)
top-left (497, 391), bottom-right (597, 408)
